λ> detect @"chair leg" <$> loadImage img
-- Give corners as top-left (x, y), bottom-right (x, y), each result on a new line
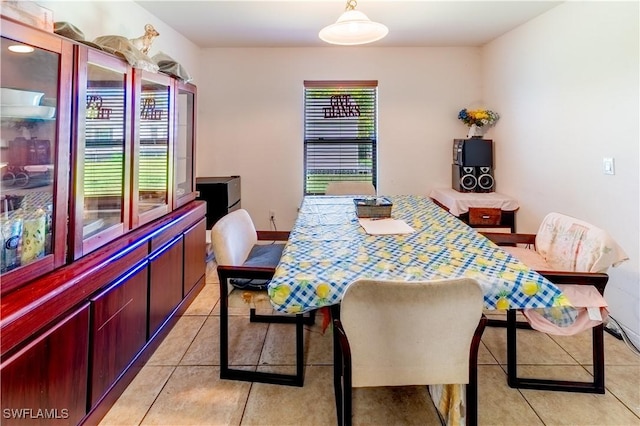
top-left (331, 305), bottom-right (344, 426)
top-left (592, 324), bottom-right (605, 392)
top-left (506, 310), bottom-right (518, 389)
top-left (506, 310), bottom-right (605, 394)
top-left (219, 278), bottom-right (305, 386)
top-left (343, 370), bottom-right (352, 426)
top-left (465, 315), bottom-right (486, 426)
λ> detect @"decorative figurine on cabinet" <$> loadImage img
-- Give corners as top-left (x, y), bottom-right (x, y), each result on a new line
top-left (129, 24), bottom-right (160, 55)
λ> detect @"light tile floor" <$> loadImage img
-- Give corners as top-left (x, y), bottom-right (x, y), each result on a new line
top-left (99, 262), bottom-right (640, 425)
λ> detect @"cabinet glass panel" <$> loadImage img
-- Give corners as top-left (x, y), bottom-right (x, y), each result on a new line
top-left (175, 86), bottom-right (194, 205)
top-left (83, 62), bottom-right (126, 238)
top-left (0, 36), bottom-right (58, 273)
top-left (139, 79), bottom-right (169, 213)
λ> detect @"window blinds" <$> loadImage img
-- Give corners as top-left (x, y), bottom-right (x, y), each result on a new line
top-left (304, 80), bottom-right (378, 195)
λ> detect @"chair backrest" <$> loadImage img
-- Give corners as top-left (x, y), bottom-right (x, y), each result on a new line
top-left (210, 209), bottom-right (258, 266)
top-left (340, 278), bottom-right (484, 388)
top-left (325, 181), bottom-right (376, 196)
top-left (535, 212), bottom-right (628, 273)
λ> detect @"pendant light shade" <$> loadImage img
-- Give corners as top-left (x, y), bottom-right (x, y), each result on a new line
top-left (319, 0), bottom-right (389, 46)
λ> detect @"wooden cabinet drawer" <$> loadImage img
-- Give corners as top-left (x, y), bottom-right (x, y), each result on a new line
top-left (89, 261), bottom-right (148, 406)
top-left (469, 207), bottom-right (502, 225)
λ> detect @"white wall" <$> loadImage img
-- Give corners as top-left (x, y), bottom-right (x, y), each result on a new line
top-left (482, 1), bottom-right (640, 345)
top-left (40, 0), bottom-right (201, 83)
top-left (197, 47), bottom-right (481, 229)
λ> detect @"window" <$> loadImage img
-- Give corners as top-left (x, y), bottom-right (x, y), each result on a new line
top-left (303, 80), bottom-right (378, 195)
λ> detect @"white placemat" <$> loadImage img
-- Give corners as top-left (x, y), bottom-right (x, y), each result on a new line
top-left (358, 218), bottom-right (415, 235)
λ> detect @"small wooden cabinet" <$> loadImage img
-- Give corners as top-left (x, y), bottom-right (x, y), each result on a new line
top-left (1, 304), bottom-right (90, 426)
top-left (430, 187), bottom-right (519, 232)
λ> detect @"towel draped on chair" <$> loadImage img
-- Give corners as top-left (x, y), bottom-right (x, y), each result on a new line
top-left (520, 212), bottom-right (628, 335)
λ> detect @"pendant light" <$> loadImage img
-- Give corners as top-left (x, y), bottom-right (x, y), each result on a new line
top-left (319, 0), bottom-right (389, 46)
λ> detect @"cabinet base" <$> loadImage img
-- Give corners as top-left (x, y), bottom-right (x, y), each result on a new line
top-left (80, 276), bottom-right (205, 426)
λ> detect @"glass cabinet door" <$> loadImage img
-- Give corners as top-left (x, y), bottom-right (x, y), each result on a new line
top-left (174, 82), bottom-right (197, 208)
top-left (133, 71), bottom-right (172, 226)
top-left (0, 19), bottom-right (72, 294)
top-left (71, 47), bottom-right (131, 259)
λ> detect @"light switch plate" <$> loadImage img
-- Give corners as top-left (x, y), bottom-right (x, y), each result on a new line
top-left (603, 157), bottom-right (615, 175)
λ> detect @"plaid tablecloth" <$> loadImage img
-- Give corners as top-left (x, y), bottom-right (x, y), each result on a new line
top-left (268, 195), bottom-right (570, 316)
top-left (267, 195), bottom-right (572, 426)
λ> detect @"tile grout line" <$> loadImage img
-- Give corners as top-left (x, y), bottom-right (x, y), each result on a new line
top-left (137, 365), bottom-right (178, 426)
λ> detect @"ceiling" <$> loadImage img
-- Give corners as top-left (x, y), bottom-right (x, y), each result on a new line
top-left (133, 0), bottom-right (562, 48)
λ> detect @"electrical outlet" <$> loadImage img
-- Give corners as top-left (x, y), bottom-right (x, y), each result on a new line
top-left (269, 210), bottom-right (276, 221)
top-left (603, 157), bottom-right (615, 175)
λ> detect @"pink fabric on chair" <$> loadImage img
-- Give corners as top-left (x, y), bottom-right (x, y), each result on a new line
top-left (516, 212), bottom-right (628, 335)
top-left (503, 247), bottom-right (553, 271)
top-left (524, 284), bottom-right (609, 336)
top-left (535, 212), bottom-right (628, 273)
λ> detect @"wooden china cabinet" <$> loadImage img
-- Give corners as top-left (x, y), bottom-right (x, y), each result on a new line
top-left (0, 16), bottom-right (205, 425)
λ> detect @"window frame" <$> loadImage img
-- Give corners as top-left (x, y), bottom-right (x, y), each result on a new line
top-left (303, 80), bottom-right (378, 195)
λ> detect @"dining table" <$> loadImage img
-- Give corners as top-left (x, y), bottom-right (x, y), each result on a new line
top-left (267, 194), bottom-right (571, 425)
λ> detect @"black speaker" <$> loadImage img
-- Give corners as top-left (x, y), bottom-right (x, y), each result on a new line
top-left (475, 166), bottom-right (495, 192)
top-left (452, 165), bottom-right (495, 193)
top-left (452, 165), bottom-right (477, 192)
top-left (453, 138), bottom-right (493, 167)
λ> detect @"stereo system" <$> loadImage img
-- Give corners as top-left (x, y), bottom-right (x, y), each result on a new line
top-left (452, 165), bottom-right (494, 193)
top-left (452, 138), bottom-right (495, 193)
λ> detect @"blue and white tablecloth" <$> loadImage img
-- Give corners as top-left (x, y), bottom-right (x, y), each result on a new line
top-left (268, 195), bottom-right (570, 316)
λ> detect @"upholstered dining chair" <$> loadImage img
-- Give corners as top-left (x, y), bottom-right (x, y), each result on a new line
top-left (211, 209), bottom-right (313, 387)
top-left (482, 212), bottom-right (628, 394)
top-left (325, 181), bottom-right (376, 196)
top-left (332, 278), bottom-right (487, 426)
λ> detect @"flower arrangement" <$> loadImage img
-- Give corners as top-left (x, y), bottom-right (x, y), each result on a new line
top-left (458, 108), bottom-right (500, 128)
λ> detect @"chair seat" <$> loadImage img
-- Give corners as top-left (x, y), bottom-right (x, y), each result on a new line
top-left (230, 243), bottom-right (285, 290)
top-left (502, 246), bottom-right (553, 270)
